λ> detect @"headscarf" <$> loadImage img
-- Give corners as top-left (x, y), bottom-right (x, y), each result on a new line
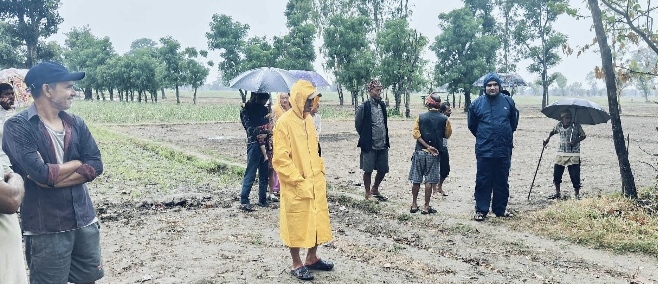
top-left (272, 92), bottom-right (291, 120)
top-left (367, 79), bottom-right (382, 92)
top-left (425, 92), bottom-right (442, 109)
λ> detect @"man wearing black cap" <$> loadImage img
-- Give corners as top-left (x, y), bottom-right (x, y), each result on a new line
top-left (2, 61), bottom-right (104, 283)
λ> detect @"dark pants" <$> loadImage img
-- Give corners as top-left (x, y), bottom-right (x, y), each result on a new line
top-left (474, 156), bottom-right (511, 216)
top-left (553, 163), bottom-right (581, 189)
top-left (240, 142), bottom-right (269, 205)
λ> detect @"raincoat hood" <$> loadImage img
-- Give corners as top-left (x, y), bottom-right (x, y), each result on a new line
top-left (289, 80), bottom-right (318, 119)
top-left (482, 72), bottom-right (502, 92)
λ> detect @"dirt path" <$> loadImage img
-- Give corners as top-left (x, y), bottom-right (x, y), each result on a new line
top-left (98, 103), bottom-right (658, 283)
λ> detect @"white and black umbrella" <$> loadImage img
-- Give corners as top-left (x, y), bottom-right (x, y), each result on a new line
top-left (541, 98), bottom-right (610, 125)
top-left (229, 67), bottom-right (299, 93)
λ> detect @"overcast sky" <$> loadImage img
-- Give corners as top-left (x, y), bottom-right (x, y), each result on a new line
top-left (50, 0), bottom-right (601, 86)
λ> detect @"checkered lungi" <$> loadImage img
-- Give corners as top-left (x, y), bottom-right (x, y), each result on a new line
top-left (408, 150), bottom-right (440, 184)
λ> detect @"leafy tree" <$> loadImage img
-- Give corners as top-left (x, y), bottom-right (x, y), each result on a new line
top-left (514, 0), bottom-right (572, 108)
top-left (630, 48), bottom-right (657, 102)
top-left (587, 0), bottom-right (637, 198)
top-left (566, 81), bottom-right (584, 97)
top-left (494, 0), bottom-right (522, 72)
top-left (432, 7), bottom-right (498, 111)
top-left (63, 26), bottom-right (116, 100)
top-left (0, 21), bottom-right (24, 68)
top-left (158, 36), bottom-right (185, 104)
top-left (0, 0), bottom-right (63, 67)
top-left (323, 14), bottom-right (373, 107)
top-left (553, 72), bottom-right (567, 96)
top-left (376, 18), bottom-right (427, 117)
top-left (242, 36), bottom-right (277, 71)
top-left (130, 38), bottom-right (158, 53)
top-left (181, 47), bottom-right (210, 105)
top-left (206, 14), bottom-right (249, 86)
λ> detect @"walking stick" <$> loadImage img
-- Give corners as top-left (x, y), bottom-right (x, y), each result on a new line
top-left (527, 145), bottom-right (546, 200)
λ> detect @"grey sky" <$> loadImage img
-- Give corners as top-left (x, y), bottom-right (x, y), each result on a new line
top-left (51, 0), bottom-right (600, 86)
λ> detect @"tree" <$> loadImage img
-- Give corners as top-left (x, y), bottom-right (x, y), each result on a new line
top-left (63, 26), bottom-right (116, 100)
top-left (630, 48), bottom-right (657, 102)
top-left (566, 81), bottom-right (584, 98)
top-left (130, 38), bottom-right (158, 52)
top-left (158, 36), bottom-right (185, 104)
top-left (588, 0), bottom-right (637, 198)
top-left (0, 21), bottom-right (24, 68)
top-left (554, 72), bottom-right (567, 96)
top-left (586, 71), bottom-right (600, 96)
top-left (495, 0), bottom-right (522, 72)
top-left (323, 14), bottom-right (373, 107)
top-left (0, 0), bottom-right (63, 67)
top-left (206, 14), bottom-right (249, 85)
top-left (376, 18), bottom-right (427, 117)
top-left (242, 36), bottom-right (277, 71)
top-left (514, 0), bottom-right (572, 108)
top-left (432, 7), bottom-right (498, 111)
top-left (181, 47), bottom-right (211, 105)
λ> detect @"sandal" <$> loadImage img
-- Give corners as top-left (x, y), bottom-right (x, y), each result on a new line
top-left (421, 207), bottom-right (437, 214)
top-left (291, 266), bottom-right (314, 281)
top-left (496, 211), bottom-right (514, 218)
top-left (473, 211), bottom-right (486, 221)
top-left (410, 207), bottom-right (419, 213)
top-left (305, 259), bottom-right (334, 271)
top-left (547, 193), bottom-right (561, 200)
top-left (240, 204), bottom-right (255, 212)
top-left (372, 193), bottom-right (388, 202)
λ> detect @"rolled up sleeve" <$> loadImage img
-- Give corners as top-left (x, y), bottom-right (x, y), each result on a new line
top-left (2, 118), bottom-right (55, 185)
top-left (75, 121), bottom-right (103, 182)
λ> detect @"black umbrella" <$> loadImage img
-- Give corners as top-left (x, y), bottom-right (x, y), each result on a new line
top-left (473, 73), bottom-right (528, 88)
top-left (229, 67), bottom-right (299, 93)
top-left (541, 98), bottom-right (610, 125)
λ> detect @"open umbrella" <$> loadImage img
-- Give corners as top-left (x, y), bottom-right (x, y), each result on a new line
top-left (0, 68), bottom-right (32, 108)
top-left (473, 73), bottom-right (528, 88)
top-left (541, 98), bottom-right (610, 125)
top-left (288, 70), bottom-right (330, 87)
top-left (229, 67), bottom-right (299, 93)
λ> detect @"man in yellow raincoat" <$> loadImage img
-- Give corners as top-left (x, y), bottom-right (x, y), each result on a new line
top-left (272, 80), bottom-right (333, 281)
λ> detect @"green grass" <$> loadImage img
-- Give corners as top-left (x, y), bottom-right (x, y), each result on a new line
top-left (70, 100), bottom-right (241, 124)
top-left (89, 125), bottom-right (243, 198)
top-left (514, 187), bottom-right (658, 256)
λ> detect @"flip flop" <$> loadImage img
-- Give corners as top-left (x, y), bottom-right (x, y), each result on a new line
top-left (372, 193), bottom-right (388, 202)
top-left (495, 211), bottom-right (514, 218)
top-left (421, 207), bottom-right (437, 214)
top-left (291, 266), bottom-right (314, 281)
top-left (410, 207), bottom-right (419, 213)
top-left (305, 259), bottom-right (334, 271)
top-left (473, 211), bottom-right (486, 221)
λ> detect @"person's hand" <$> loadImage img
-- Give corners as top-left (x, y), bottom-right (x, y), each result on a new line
top-left (427, 146), bottom-right (439, 156)
top-left (257, 134), bottom-right (267, 141)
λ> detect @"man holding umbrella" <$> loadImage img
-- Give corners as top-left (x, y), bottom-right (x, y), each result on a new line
top-left (543, 111), bottom-right (586, 200)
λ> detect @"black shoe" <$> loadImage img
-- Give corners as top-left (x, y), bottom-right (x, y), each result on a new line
top-left (306, 259), bottom-right (334, 271)
top-left (256, 202), bottom-right (269, 207)
top-left (291, 266), bottom-right (314, 280)
top-left (240, 204), bottom-right (255, 212)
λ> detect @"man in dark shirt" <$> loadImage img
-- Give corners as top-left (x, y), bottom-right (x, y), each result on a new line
top-left (2, 61), bottom-right (104, 284)
top-left (239, 92), bottom-right (271, 211)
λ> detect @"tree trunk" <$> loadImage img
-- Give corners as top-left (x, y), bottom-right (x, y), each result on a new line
top-left (404, 91), bottom-right (411, 118)
top-left (138, 91), bottom-right (143, 103)
top-left (161, 88), bottom-right (166, 99)
top-left (109, 88), bottom-right (114, 101)
top-left (131, 90), bottom-right (135, 102)
top-left (95, 90), bottom-right (100, 101)
top-left (394, 90), bottom-right (402, 114)
top-left (84, 87), bottom-right (93, 100)
top-left (193, 88), bottom-right (198, 105)
top-left (337, 84), bottom-right (344, 106)
top-left (463, 90), bottom-right (472, 112)
top-left (542, 64), bottom-right (549, 108)
top-left (25, 40), bottom-right (37, 68)
top-left (588, 0), bottom-right (637, 198)
top-left (175, 85), bottom-right (180, 104)
top-left (351, 90), bottom-right (359, 111)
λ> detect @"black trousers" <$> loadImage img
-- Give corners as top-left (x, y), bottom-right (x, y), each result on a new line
top-left (553, 163), bottom-right (581, 189)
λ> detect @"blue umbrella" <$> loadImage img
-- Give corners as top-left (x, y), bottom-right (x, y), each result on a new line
top-left (229, 67), bottom-right (299, 93)
top-left (288, 70), bottom-right (330, 87)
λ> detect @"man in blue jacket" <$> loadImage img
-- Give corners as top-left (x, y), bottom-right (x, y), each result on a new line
top-left (467, 73), bottom-right (519, 221)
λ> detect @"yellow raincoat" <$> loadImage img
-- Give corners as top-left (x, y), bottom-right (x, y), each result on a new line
top-left (272, 80), bottom-right (332, 248)
top-left (272, 92), bottom-right (291, 120)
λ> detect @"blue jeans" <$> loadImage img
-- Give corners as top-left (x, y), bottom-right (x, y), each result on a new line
top-left (474, 156), bottom-right (511, 216)
top-left (240, 142), bottom-right (269, 205)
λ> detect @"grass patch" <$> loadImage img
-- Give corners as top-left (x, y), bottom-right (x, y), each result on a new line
top-left (515, 187), bottom-right (658, 256)
top-left (88, 125), bottom-right (242, 198)
top-left (329, 194), bottom-right (382, 214)
top-left (70, 100), bottom-right (241, 124)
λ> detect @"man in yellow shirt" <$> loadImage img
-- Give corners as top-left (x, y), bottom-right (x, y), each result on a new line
top-left (409, 93), bottom-right (452, 214)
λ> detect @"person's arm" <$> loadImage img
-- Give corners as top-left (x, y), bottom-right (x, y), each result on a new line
top-left (509, 98), bottom-right (519, 132)
top-left (354, 104), bottom-right (364, 135)
top-left (543, 124), bottom-right (559, 146)
top-left (444, 119), bottom-right (453, 139)
top-left (0, 172), bottom-right (24, 214)
top-left (65, 119), bottom-right (103, 187)
top-left (271, 122), bottom-right (313, 199)
top-left (569, 124), bottom-right (587, 145)
top-left (2, 118), bottom-right (82, 187)
top-left (467, 103), bottom-right (478, 136)
top-left (240, 107), bottom-right (261, 141)
top-left (412, 117), bottom-right (438, 156)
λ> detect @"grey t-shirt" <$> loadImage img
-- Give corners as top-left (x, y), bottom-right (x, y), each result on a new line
top-left (44, 124), bottom-right (65, 164)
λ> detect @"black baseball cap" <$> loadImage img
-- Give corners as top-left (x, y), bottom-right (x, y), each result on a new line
top-left (24, 61), bottom-right (85, 91)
